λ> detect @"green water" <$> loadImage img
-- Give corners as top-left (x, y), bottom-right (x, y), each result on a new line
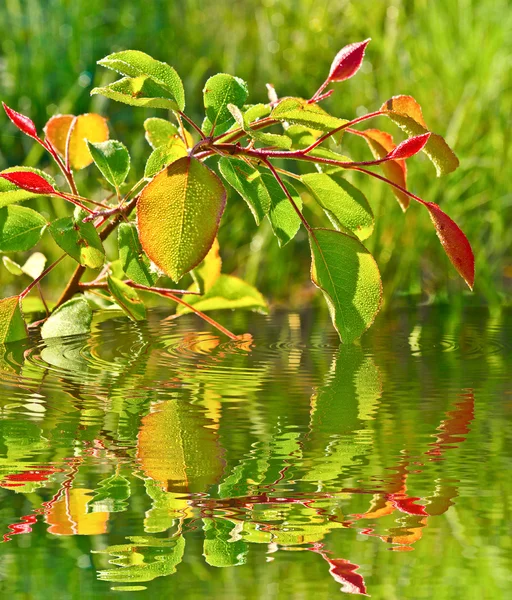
top-left (0, 308), bottom-right (510, 599)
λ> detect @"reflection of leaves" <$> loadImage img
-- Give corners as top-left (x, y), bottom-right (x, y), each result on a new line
top-left (203, 518), bottom-right (248, 567)
top-left (46, 488), bottom-right (109, 535)
top-left (88, 474), bottom-right (131, 513)
top-left (95, 535), bottom-right (185, 583)
top-left (143, 479), bottom-right (191, 533)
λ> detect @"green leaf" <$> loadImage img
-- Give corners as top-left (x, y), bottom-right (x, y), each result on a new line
top-left (177, 274), bottom-right (268, 315)
top-left (203, 74), bottom-right (248, 134)
top-left (0, 206), bottom-right (47, 252)
top-left (118, 222), bottom-right (157, 286)
top-left (41, 297), bottom-right (92, 339)
top-left (2, 256), bottom-right (23, 276)
top-left (286, 125), bottom-right (352, 161)
top-left (271, 98), bottom-right (348, 134)
top-left (218, 157), bottom-right (270, 224)
top-left (21, 252), bottom-right (46, 279)
top-left (144, 144), bottom-right (188, 179)
top-left (107, 276), bottom-right (146, 322)
top-left (88, 474), bottom-right (131, 513)
top-left (97, 50), bottom-right (185, 111)
top-left (203, 518), bottom-right (248, 567)
top-left (144, 117), bottom-right (179, 149)
top-left (0, 296), bottom-right (27, 343)
top-left (137, 156), bottom-right (226, 282)
top-left (0, 167), bottom-right (57, 208)
top-left (86, 140), bottom-right (130, 189)
top-left (92, 76), bottom-right (181, 110)
top-left (260, 173), bottom-right (303, 247)
top-left (309, 228), bottom-right (382, 343)
top-left (243, 103), bottom-right (271, 122)
top-left (302, 172), bottom-right (374, 239)
top-left (48, 211), bottom-right (105, 268)
top-left (227, 104), bottom-right (291, 149)
top-left (380, 95), bottom-right (459, 176)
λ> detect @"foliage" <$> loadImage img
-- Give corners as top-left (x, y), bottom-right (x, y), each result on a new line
top-left (0, 41), bottom-right (474, 342)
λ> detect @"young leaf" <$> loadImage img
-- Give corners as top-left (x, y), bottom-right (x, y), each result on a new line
top-left (118, 222), bottom-right (157, 286)
top-left (191, 237), bottom-right (222, 294)
top-left (0, 167), bottom-right (57, 208)
top-left (380, 95), bottom-right (459, 176)
top-left (21, 252), bottom-right (46, 279)
top-left (91, 76), bottom-right (180, 111)
top-left (48, 211), bottom-right (105, 268)
top-left (203, 73), bottom-right (248, 134)
top-left (40, 297), bottom-right (92, 339)
top-left (385, 132), bottom-right (431, 160)
top-left (107, 276), bottom-right (146, 321)
top-left (424, 202), bottom-right (475, 289)
top-left (0, 296), bottom-right (28, 343)
top-left (144, 117), bottom-right (179, 149)
top-left (0, 206), bottom-right (47, 252)
top-left (302, 171), bottom-right (374, 239)
top-left (271, 98), bottom-right (348, 134)
top-left (309, 228), bottom-right (382, 342)
top-left (2, 256), bottom-right (23, 276)
top-left (144, 144), bottom-right (188, 179)
top-left (227, 103), bottom-right (292, 149)
top-left (177, 274), bottom-right (268, 315)
top-left (0, 171), bottom-right (56, 196)
top-left (86, 140), bottom-right (130, 188)
top-left (44, 113), bottom-right (109, 170)
top-left (137, 156), bottom-right (226, 282)
top-left (328, 39), bottom-right (371, 82)
top-left (2, 103), bottom-right (38, 140)
top-left (97, 49), bottom-right (185, 111)
top-left (360, 129), bottom-right (409, 210)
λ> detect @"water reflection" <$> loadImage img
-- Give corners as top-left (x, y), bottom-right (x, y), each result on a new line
top-left (0, 308), bottom-right (510, 598)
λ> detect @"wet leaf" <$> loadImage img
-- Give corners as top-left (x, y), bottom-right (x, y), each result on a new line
top-left (302, 171), bottom-right (374, 239)
top-left (144, 117), bottom-right (179, 148)
top-left (309, 228), bottom-right (382, 343)
top-left (0, 296), bottom-right (27, 343)
top-left (271, 98), bottom-right (348, 134)
top-left (137, 156), bottom-right (226, 282)
top-left (41, 297), bottom-right (93, 339)
top-left (203, 518), bottom-right (248, 567)
top-left (48, 210), bottom-right (105, 268)
top-left (0, 170), bottom-right (56, 195)
top-left (191, 237), bottom-right (222, 294)
top-left (424, 202), bottom-right (475, 289)
top-left (2, 103), bottom-right (38, 139)
top-left (243, 103), bottom-right (271, 122)
top-left (0, 167), bottom-right (57, 207)
top-left (118, 222), bottom-right (157, 286)
top-left (380, 95), bottom-right (459, 176)
top-left (385, 132), bottom-right (431, 160)
top-left (144, 144), bottom-right (188, 179)
top-left (86, 139), bottom-right (130, 188)
top-left (107, 276), bottom-right (146, 321)
top-left (96, 50), bottom-right (185, 111)
top-left (44, 113), bottom-right (109, 170)
top-left (203, 73), bottom-right (248, 134)
top-left (177, 274), bottom-right (268, 315)
top-left (328, 38), bottom-right (371, 82)
top-left (0, 206), bottom-right (47, 252)
top-left (260, 173), bottom-right (302, 246)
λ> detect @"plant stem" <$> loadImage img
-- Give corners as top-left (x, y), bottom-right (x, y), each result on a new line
top-left (20, 255), bottom-right (66, 299)
top-left (177, 110), bottom-right (206, 140)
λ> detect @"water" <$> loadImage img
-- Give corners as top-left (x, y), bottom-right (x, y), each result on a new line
top-left (0, 307), bottom-right (510, 599)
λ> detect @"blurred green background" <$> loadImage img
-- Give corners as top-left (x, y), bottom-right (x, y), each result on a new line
top-left (0, 0), bottom-right (510, 308)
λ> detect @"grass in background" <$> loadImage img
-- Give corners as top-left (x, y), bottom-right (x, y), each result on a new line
top-left (0, 0), bottom-right (510, 308)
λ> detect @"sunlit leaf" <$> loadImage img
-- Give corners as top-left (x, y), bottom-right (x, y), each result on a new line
top-left (0, 205), bottom-right (47, 252)
top-left (107, 276), bottom-right (146, 322)
top-left (0, 296), bottom-right (27, 343)
top-left (118, 222), bottom-right (157, 286)
top-left (328, 38), bottom-right (371, 83)
top-left (48, 210), bottom-right (105, 268)
top-left (97, 49), bottom-right (185, 111)
top-left (177, 274), bottom-right (268, 315)
top-left (271, 98), bottom-right (348, 134)
top-left (137, 156), bottom-right (226, 281)
top-left (302, 171), bottom-right (374, 239)
top-left (385, 132), bottom-right (431, 160)
top-left (191, 237), bottom-right (222, 294)
top-left (309, 228), bottom-right (382, 342)
top-left (144, 144), bottom-right (188, 179)
top-left (0, 170), bottom-right (56, 195)
top-left (40, 297), bottom-right (93, 339)
top-left (203, 73), bottom-right (248, 134)
top-left (243, 103), bottom-right (271, 122)
top-left (21, 252), bottom-right (46, 279)
top-left (0, 167), bottom-right (57, 207)
top-left (144, 117), bottom-right (179, 148)
top-left (203, 518), bottom-right (248, 567)
top-left (380, 95), bottom-right (459, 176)
top-left (2, 256), bottom-right (23, 276)
top-left (286, 125), bottom-right (353, 162)
top-left (44, 113), bottom-right (109, 170)
top-left (2, 102), bottom-right (39, 139)
top-left (227, 103), bottom-right (292, 149)
top-left (86, 139), bottom-right (130, 188)
top-left (424, 202), bottom-right (475, 289)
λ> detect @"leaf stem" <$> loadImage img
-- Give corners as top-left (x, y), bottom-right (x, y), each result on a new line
top-left (177, 110), bottom-right (206, 140)
top-left (20, 255), bottom-right (66, 299)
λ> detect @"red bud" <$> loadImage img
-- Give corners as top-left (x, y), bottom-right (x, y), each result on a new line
top-left (385, 133), bottom-right (431, 160)
top-left (3, 102), bottom-right (38, 139)
top-left (0, 171), bottom-right (56, 195)
top-left (329, 39), bottom-right (371, 83)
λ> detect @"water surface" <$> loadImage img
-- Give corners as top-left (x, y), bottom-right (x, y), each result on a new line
top-left (0, 307), bottom-right (510, 599)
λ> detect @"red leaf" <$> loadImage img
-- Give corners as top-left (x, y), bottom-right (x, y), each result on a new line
top-left (329, 39), bottom-right (371, 83)
top-left (0, 171), bottom-right (56, 195)
top-left (425, 202), bottom-right (475, 289)
top-left (3, 102), bottom-right (38, 139)
top-left (386, 133), bottom-right (431, 160)
top-left (324, 556), bottom-right (368, 595)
